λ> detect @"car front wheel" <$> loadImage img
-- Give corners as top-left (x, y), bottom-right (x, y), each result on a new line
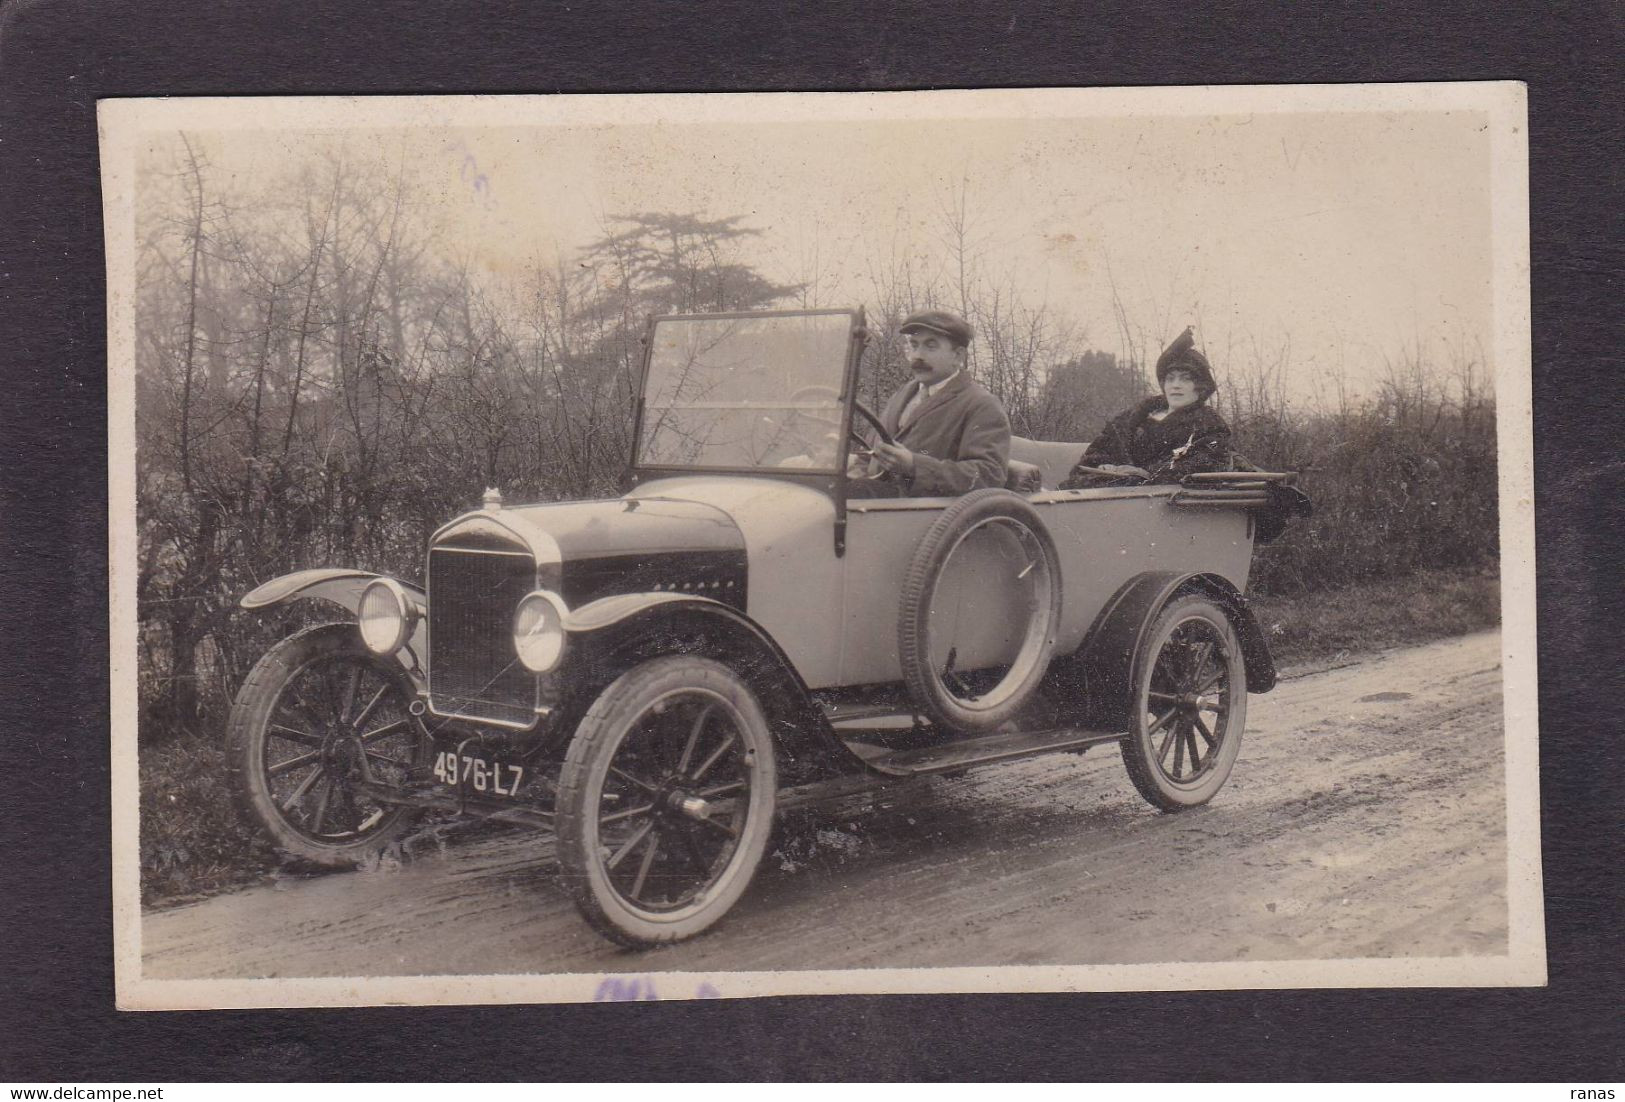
top-left (226, 623), bottom-right (429, 866)
top-left (555, 656), bottom-right (778, 947)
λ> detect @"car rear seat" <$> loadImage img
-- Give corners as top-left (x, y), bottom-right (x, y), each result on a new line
top-left (1006, 435), bottom-right (1088, 492)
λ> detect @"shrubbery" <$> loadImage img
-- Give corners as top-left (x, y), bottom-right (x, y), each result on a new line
top-left (133, 141), bottom-right (1499, 746)
top-left (1220, 370), bottom-right (1498, 595)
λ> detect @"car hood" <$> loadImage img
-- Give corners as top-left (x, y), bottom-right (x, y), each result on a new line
top-left (431, 477), bottom-right (832, 612)
top-left (627, 475), bottom-right (834, 531)
top-left (433, 495), bottom-right (743, 564)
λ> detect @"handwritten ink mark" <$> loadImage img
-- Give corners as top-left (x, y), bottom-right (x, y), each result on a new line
top-left (454, 143), bottom-right (496, 209)
top-left (594, 976), bottom-right (723, 1001)
top-left (595, 975), bottom-right (659, 1001)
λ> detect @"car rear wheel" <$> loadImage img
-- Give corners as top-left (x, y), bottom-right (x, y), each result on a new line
top-left (898, 489), bottom-right (1062, 732)
top-left (1120, 595), bottom-right (1248, 810)
top-left (555, 656), bottom-right (777, 947)
top-left (226, 623), bottom-right (429, 867)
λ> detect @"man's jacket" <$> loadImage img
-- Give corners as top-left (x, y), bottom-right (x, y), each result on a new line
top-left (879, 371), bottom-right (1011, 496)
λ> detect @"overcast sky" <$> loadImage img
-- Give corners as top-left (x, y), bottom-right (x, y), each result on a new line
top-left (139, 91), bottom-right (1502, 405)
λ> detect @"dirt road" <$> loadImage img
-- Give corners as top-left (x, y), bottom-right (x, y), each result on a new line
top-left (141, 630), bottom-right (1507, 979)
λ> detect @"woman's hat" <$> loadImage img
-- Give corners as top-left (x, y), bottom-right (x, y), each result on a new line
top-left (1155, 327), bottom-right (1217, 393)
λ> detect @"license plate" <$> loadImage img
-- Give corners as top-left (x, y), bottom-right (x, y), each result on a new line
top-left (431, 748), bottom-right (526, 799)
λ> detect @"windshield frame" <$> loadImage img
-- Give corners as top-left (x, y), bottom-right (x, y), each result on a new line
top-left (629, 307), bottom-right (867, 481)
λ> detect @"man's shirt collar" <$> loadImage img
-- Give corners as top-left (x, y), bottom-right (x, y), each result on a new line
top-left (919, 370), bottom-right (960, 398)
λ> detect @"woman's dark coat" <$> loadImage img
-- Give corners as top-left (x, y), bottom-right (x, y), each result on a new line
top-left (1061, 396), bottom-right (1232, 487)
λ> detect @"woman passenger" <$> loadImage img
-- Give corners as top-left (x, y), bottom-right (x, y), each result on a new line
top-left (1060, 327), bottom-right (1232, 487)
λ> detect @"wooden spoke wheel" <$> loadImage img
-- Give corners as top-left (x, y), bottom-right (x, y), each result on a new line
top-left (555, 656), bottom-right (777, 947)
top-left (1120, 595), bottom-right (1248, 811)
top-left (227, 624), bottom-right (428, 866)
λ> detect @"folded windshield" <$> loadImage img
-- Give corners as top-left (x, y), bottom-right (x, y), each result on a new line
top-left (637, 312), bottom-right (854, 472)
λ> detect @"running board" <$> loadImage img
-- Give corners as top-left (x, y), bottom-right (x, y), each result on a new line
top-left (822, 701), bottom-right (922, 730)
top-left (860, 726), bottom-right (1124, 776)
top-left (777, 727), bottom-right (1124, 810)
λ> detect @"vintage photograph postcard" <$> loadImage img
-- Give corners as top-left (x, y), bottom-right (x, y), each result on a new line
top-left (104, 83), bottom-right (1541, 1009)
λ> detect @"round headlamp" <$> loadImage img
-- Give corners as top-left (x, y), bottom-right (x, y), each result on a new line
top-left (358, 578), bottom-right (417, 655)
top-left (513, 590), bottom-right (570, 673)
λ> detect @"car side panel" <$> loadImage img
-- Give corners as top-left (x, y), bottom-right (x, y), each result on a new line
top-left (839, 488), bottom-right (1253, 687)
top-left (630, 476), bottom-right (847, 688)
top-left (1034, 488), bottom-right (1253, 654)
top-left (838, 503), bottom-right (945, 685)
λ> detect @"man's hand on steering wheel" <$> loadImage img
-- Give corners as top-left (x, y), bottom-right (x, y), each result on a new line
top-left (869, 441), bottom-right (915, 477)
top-left (847, 399), bottom-right (900, 478)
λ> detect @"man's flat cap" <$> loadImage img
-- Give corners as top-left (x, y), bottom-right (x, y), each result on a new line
top-left (899, 309), bottom-right (974, 346)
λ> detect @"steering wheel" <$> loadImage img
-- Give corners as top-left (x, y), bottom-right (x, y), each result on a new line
top-left (842, 400), bottom-right (900, 483)
top-left (851, 400), bottom-right (895, 448)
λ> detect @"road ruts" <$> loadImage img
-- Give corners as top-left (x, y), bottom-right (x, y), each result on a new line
top-left (140, 630), bottom-right (1507, 978)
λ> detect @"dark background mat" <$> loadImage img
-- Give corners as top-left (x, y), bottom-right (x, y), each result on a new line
top-left (1, 0), bottom-right (1619, 1081)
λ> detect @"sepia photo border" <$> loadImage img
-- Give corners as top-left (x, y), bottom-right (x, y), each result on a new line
top-left (102, 82), bottom-right (1542, 1011)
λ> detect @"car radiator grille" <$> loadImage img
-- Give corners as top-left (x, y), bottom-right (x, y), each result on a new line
top-left (427, 546), bottom-right (538, 727)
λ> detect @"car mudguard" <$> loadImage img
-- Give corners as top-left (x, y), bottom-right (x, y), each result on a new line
top-left (240, 567), bottom-right (426, 615)
top-left (1045, 571), bottom-right (1276, 731)
top-left (239, 568), bottom-right (427, 682)
top-left (560, 591), bottom-right (708, 632)
top-left (561, 592), bottom-right (853, 785)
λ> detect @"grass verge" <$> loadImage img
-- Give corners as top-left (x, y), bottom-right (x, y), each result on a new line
top-left (1250, 566), bottom-right (1500, 671)
top-left (139, 730), bottom-right (284, 907)
top-left (138, 565), bottom-right (1501, 909)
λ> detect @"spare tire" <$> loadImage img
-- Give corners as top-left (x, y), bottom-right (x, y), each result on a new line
top-left (898, 488), bottom-right (1063, 732)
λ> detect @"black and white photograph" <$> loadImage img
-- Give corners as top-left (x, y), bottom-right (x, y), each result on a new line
top-left (103, 84), bottom-right (1541, 1009)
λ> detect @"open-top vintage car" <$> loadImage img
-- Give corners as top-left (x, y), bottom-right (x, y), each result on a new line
top-left (228, 308), bottom-right (1305, 947)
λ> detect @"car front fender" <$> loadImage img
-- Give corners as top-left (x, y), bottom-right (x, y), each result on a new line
top-left (560, 592), bottom-right (853, 785)
top-left (560, 591), bottom-right (704, 633)
top-left (240, 568), bottom-right (427, 616)
top-left (240, 569), bottom-right (427, 683)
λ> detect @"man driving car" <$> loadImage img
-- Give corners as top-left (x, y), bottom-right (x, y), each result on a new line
top-left (853, 309), bottom-right (1011, 497)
